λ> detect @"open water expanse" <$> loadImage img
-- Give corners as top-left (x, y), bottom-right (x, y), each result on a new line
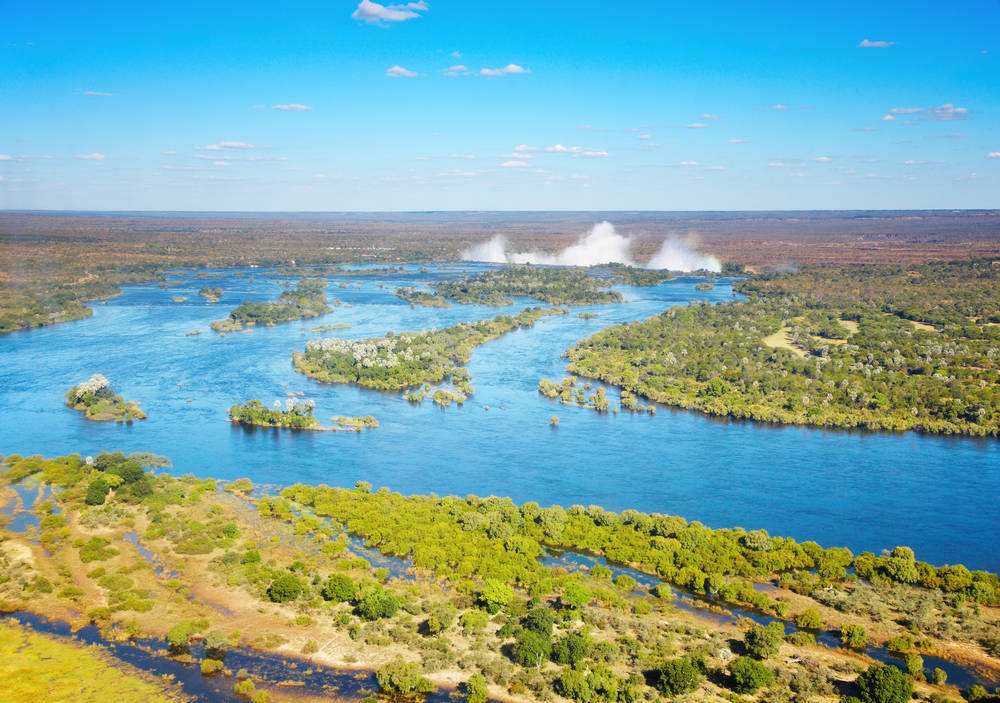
top-left (1, 263), bottom-right (998, 571)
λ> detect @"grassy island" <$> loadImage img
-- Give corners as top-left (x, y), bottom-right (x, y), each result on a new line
top-left (211, 278), bottom-right (330, 333)
top-left (293, 307), bottom-right (565, 393)
top-left (65, 374), bottom-right (146, 423)
top-left (2, 451), bottom-right (999, 703)
top-left (433, 266), bottom-right (623, 306)
top-left (599, 263), bottom-right (675, 287)
top-left (229, 399), bottom-right (321, 430)
top-left (566, 260), bottom-right (1000, 436)
top-left (198, 286), bottom-right (223, 303)
top-left (395, 287), bottom-right (450, 308)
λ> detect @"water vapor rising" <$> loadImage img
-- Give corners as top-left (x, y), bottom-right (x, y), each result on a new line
top-left (461, 221), bottom-right (721, 272)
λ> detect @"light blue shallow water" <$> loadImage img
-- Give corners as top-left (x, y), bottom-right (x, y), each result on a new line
top-left (1, 263), bottom-right (997, 571)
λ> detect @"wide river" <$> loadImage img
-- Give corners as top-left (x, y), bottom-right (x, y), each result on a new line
top-left (1, 264), bottom-right (997, 571)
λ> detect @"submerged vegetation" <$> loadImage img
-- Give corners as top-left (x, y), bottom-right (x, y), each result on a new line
top-left (65, 374), bottom-right (146, 423)
top-left (198, 286), bottom-right (223, 303)
top-left (566, 260), bottom-right (1000, 436)
top-left (3, 451), bottom-right (998, 703)
top-left (433, 266), bottom-right (623, 306)
top-left (212, 278), bottom-right (330, 333)
top-left (293, 307), bottom-right (565, 394)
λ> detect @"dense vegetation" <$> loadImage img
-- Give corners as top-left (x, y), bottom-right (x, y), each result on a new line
top-left (212, 278), bottom-right (330, 333)
top-left (433, 266), bottom-right (623, 306)
top-left (198, 286), bottom-right (223, 303)
top-left (65, 374), bottom-right (146, 423)
top-left (229, 399), bottom-right (319, 430)
top-left (597, 263), bottom-right (675, 287)
top-left (3, 452), bottom-right (999, 703)
top-left (566, 260), bottom-right (1000, 435)
top-left (395, 287), bottom-right (450, 308)
top-left (293, 307), bottom-right (565, 393)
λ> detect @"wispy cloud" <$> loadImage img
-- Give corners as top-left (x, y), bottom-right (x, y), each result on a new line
top-left (352, 0), bottom-right (427, 24)
top-left (273, 103), bottom-right (312, 112)
top-left (890, 107), bottom-right (923, 115)
top-left (480, 64), bottom-right (530, 77)
top-left (443, 65), bottom-right (469, 77)
top-left (859, 39), bottom-right (894, 48)
top-left (386, 65), bottom-right (418, 78)
top-left (513, 144), bottom-right (536, 153)
top-left (202, 141), bottom-right (255, 150)
top-left (450, 50), bottom-right (461, 59)
top-left (988, 152), bottom-right (1000, 159)
top-left (700, 113), bottom-right (720, 121)
top-left (501, 160), bottom-right (529, 168)
top-left (770, 103), bottom-right (789, 111)
top-left (541, 144), bottom-right (607, 157)
top-left (814, 156), bottom-right (833, 162)
top-left (75, 152), bottom-right (105, 161)
top-left (0, 154), bottom-right (12, 161)
top-left (83, 90), bottom-right (113, 97)
top-left (881, 114), bottom-right (896, 122)
top-left (930, 103), bottom-right (969, 121)
top-left (728, 138), bottom-right (749, 144)
top-left (686, 123), bottom-right (710, 129)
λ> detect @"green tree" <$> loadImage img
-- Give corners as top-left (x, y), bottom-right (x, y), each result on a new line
top-left (321, 573), bottom-right (356, 602)
top-left (478, 579), bottom-right (513, 614)
top-left (795, 607), bottom-right (824, 629)
top-left (511, 629), bottom-right (552, 668)
top-left (730, 656), bottom-right (774, 693)
top-left (465, 673), bottom-right (488, 703)
top-left (744, 621), bottom-right (785, 660)
top-left (656, 655), bottom-right (704, 696)
top-left (854, 664), bottom-right (913, 703)
top-left (355, 587), bottom-right (400, 620)
top-left (552, 632), bottom-right (591, 666)
top-left (267, 573), bottom-right (303, 603)
top-left (376, 659), bottom-right (435, 696)
top-left (85, 477), bottom-right (110, 505)
top-left (841, 623), bottom-right (868, 650)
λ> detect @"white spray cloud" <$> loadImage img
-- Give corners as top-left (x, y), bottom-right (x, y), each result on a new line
top-left (461, 221), bottom-right (721, 272)
top-left (647, 235), bottom-right (721, 272)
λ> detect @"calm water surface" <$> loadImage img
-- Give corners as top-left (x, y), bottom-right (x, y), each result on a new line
top-left (1, 264), bottom-right (997, 570)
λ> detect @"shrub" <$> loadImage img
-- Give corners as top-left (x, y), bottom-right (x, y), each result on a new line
top-left (904, 654), bottom-right (924, 680)
top-left (376, 659), bottom-right (435, 696)
top-left (201, 658), bottom-right (225, 675)
top-left (730, 656), bottom-right (774, 693)
top-left (321, 573), bottom-right (356, 602)
top-left (267, 573), bottom-right (303, 603)
top-left (841, 623), bottom-right (868, 650)
top-left (854, 665), bottom-right (913, 703)
top-left (478, 579), bottom-right (514, 614)
top-left (85, 478), bottom-right (110, 506)
top-left (521, 607), bottom-right (555, 637)
top-left (795, 607), bottom-right (824, 629)
top-left (931, 667), bottom-right (947, 685)
top-left (460, 609), bottom-right (489, 634)
top-left (511, 629), bottom-right (552, 668)
top-left (656, 655), bottom-right (704, 695)
top-left (355, 587), bottom-right (401, 620)
top-left (465, 673), bottom-right (489, 703)
top-left (552, 632), bottom-right (591, 666)
top-left (744, 621), bottom-right (785, 660)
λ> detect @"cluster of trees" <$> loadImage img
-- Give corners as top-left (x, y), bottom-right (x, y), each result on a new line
top-left (598, 263), bottom-right (675, 287)
top-left (433, 266), bottom-right (624, 306)
top-left (212, 278), bottom-right (330, 332)
top-left (538, 377), bottom-right (611, 413)
top-left (293, 307), bottom-right (564, 392)
top-left (198, 287), bottom-right (223, 303)
top-left (228, 399), bottom-right (319, 430)
top-left (566, 260), bottom-right (1000, 436)
top-left (395, 286), bottom-right (450, 308)
top-left (65, 373), bottom-right (146, 422)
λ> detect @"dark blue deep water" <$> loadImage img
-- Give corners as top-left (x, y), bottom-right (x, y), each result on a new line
top-left (1, 264), bottom-right (998, 571)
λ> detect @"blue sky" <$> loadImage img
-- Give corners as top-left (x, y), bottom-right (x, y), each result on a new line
top-left (1, 0), bottom-right (998, 211)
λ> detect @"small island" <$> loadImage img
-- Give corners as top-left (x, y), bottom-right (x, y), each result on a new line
top-left (395, 286), bottom-right (450, 308)
top-left (198, 286), bottom-right (223, 303)
top-left (433, 265), bottom-right (624, 306)
top-left (694, 280), bottom-right (715, 291)
top-left (293, 307), bottom-right (565, 394)
top-left (65, 374), bottom-right (146, 422)
top-left (212, 278), bottom-right (331, 333)
top-left (229, 400), bottom-right (379, 432)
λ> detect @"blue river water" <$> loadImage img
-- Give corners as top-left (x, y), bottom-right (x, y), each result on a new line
top-left (1, 263), bottom-right (998, 571)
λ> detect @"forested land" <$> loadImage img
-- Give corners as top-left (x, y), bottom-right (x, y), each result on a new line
top-left (566, 261), bottom-right (1000, 436)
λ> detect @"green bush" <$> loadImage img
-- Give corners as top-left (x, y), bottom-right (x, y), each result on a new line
top-left (511, 629), bottom-right (552, 668)
top-left (552, 631), bottom-right (591, 666)
top-left (321, 573), bottom-right (356, 602)
top-left (478, 579), bottom-right (514, 613)
top-left (656, 655), bottom-right (704, 695)
top-left (355, 587), bottom-right (401, 620)
top-left (267, 573), bottom-right (303, 603)
top-left (854, 664), bottom-right (913, 703)
top-left (730, 656), bottom-right (774, 693)
top-left (85, 478), bottom-right (110, 506)
top-left (376, 659), bottom-right (435, 696)
top-left (465, 673), bottom-right (488, 703)
top-left (744, 621), bottom-right (785, 659)
top-left (841, 624), bottom-right (868, 650)
top-left (795, 607), bottom-right (824, 629)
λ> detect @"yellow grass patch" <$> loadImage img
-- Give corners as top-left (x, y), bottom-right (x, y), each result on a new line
top-left (762, 327), bottom-right (806, 358)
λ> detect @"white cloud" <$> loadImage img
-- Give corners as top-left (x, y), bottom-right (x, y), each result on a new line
top-left (890, 107), bottom-right (923, 114)
top-left (881, 114), bottom-right (896, 122)
top-left (202, 141), bottom-right (255, 150)
top-left (930, 103), bottom-right (969, 121)
top-left (0, 154), bottom-right (11, 161)
top-left (814, 156), bottom-right (833, 162)
top-left (545, 144), bottom-right (575, 153)
top-left (480, 64), bottom-right (530, 77)
top-left (988, 152), bottom-right (1000, 159)
top-left (903, 159), bottom-right (928, 165)
top-left (771, 103), bottom-right (789, 111)
top-left (161, 150), bottom-right (177, 155)
top-left (450, 50), bottom-right (461, 59)
top-left (386, 65), bottom-right (418, 78)
top-left (768, 160), bottom-right (786, 168)
top-left (84, 90), bottom-right (113, 97)
top-left (501, 160), bottom-right (529, 168)
top-left (443, 65), bottom-right (469, 76)
top-left (686, 123), bottom-right (709, 129)
top-left (728, 138), bottom-right (749, 144)
top-left (76, 152), bottom-right (105, 161)
top-left (513, 144), bottom-right (536, 153)
top-left (859, 39), bottom-right (894, 48)
top-left (351, 0), bottom-right (427, 24)
top-left (678, 160), bottom-right (699, 167)
top-left (701, 113), bottom-right (720, 121)
top-left (580, 150), bottom-right (608, 158)
top-left (273, 103), bottom-right (312, 112)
